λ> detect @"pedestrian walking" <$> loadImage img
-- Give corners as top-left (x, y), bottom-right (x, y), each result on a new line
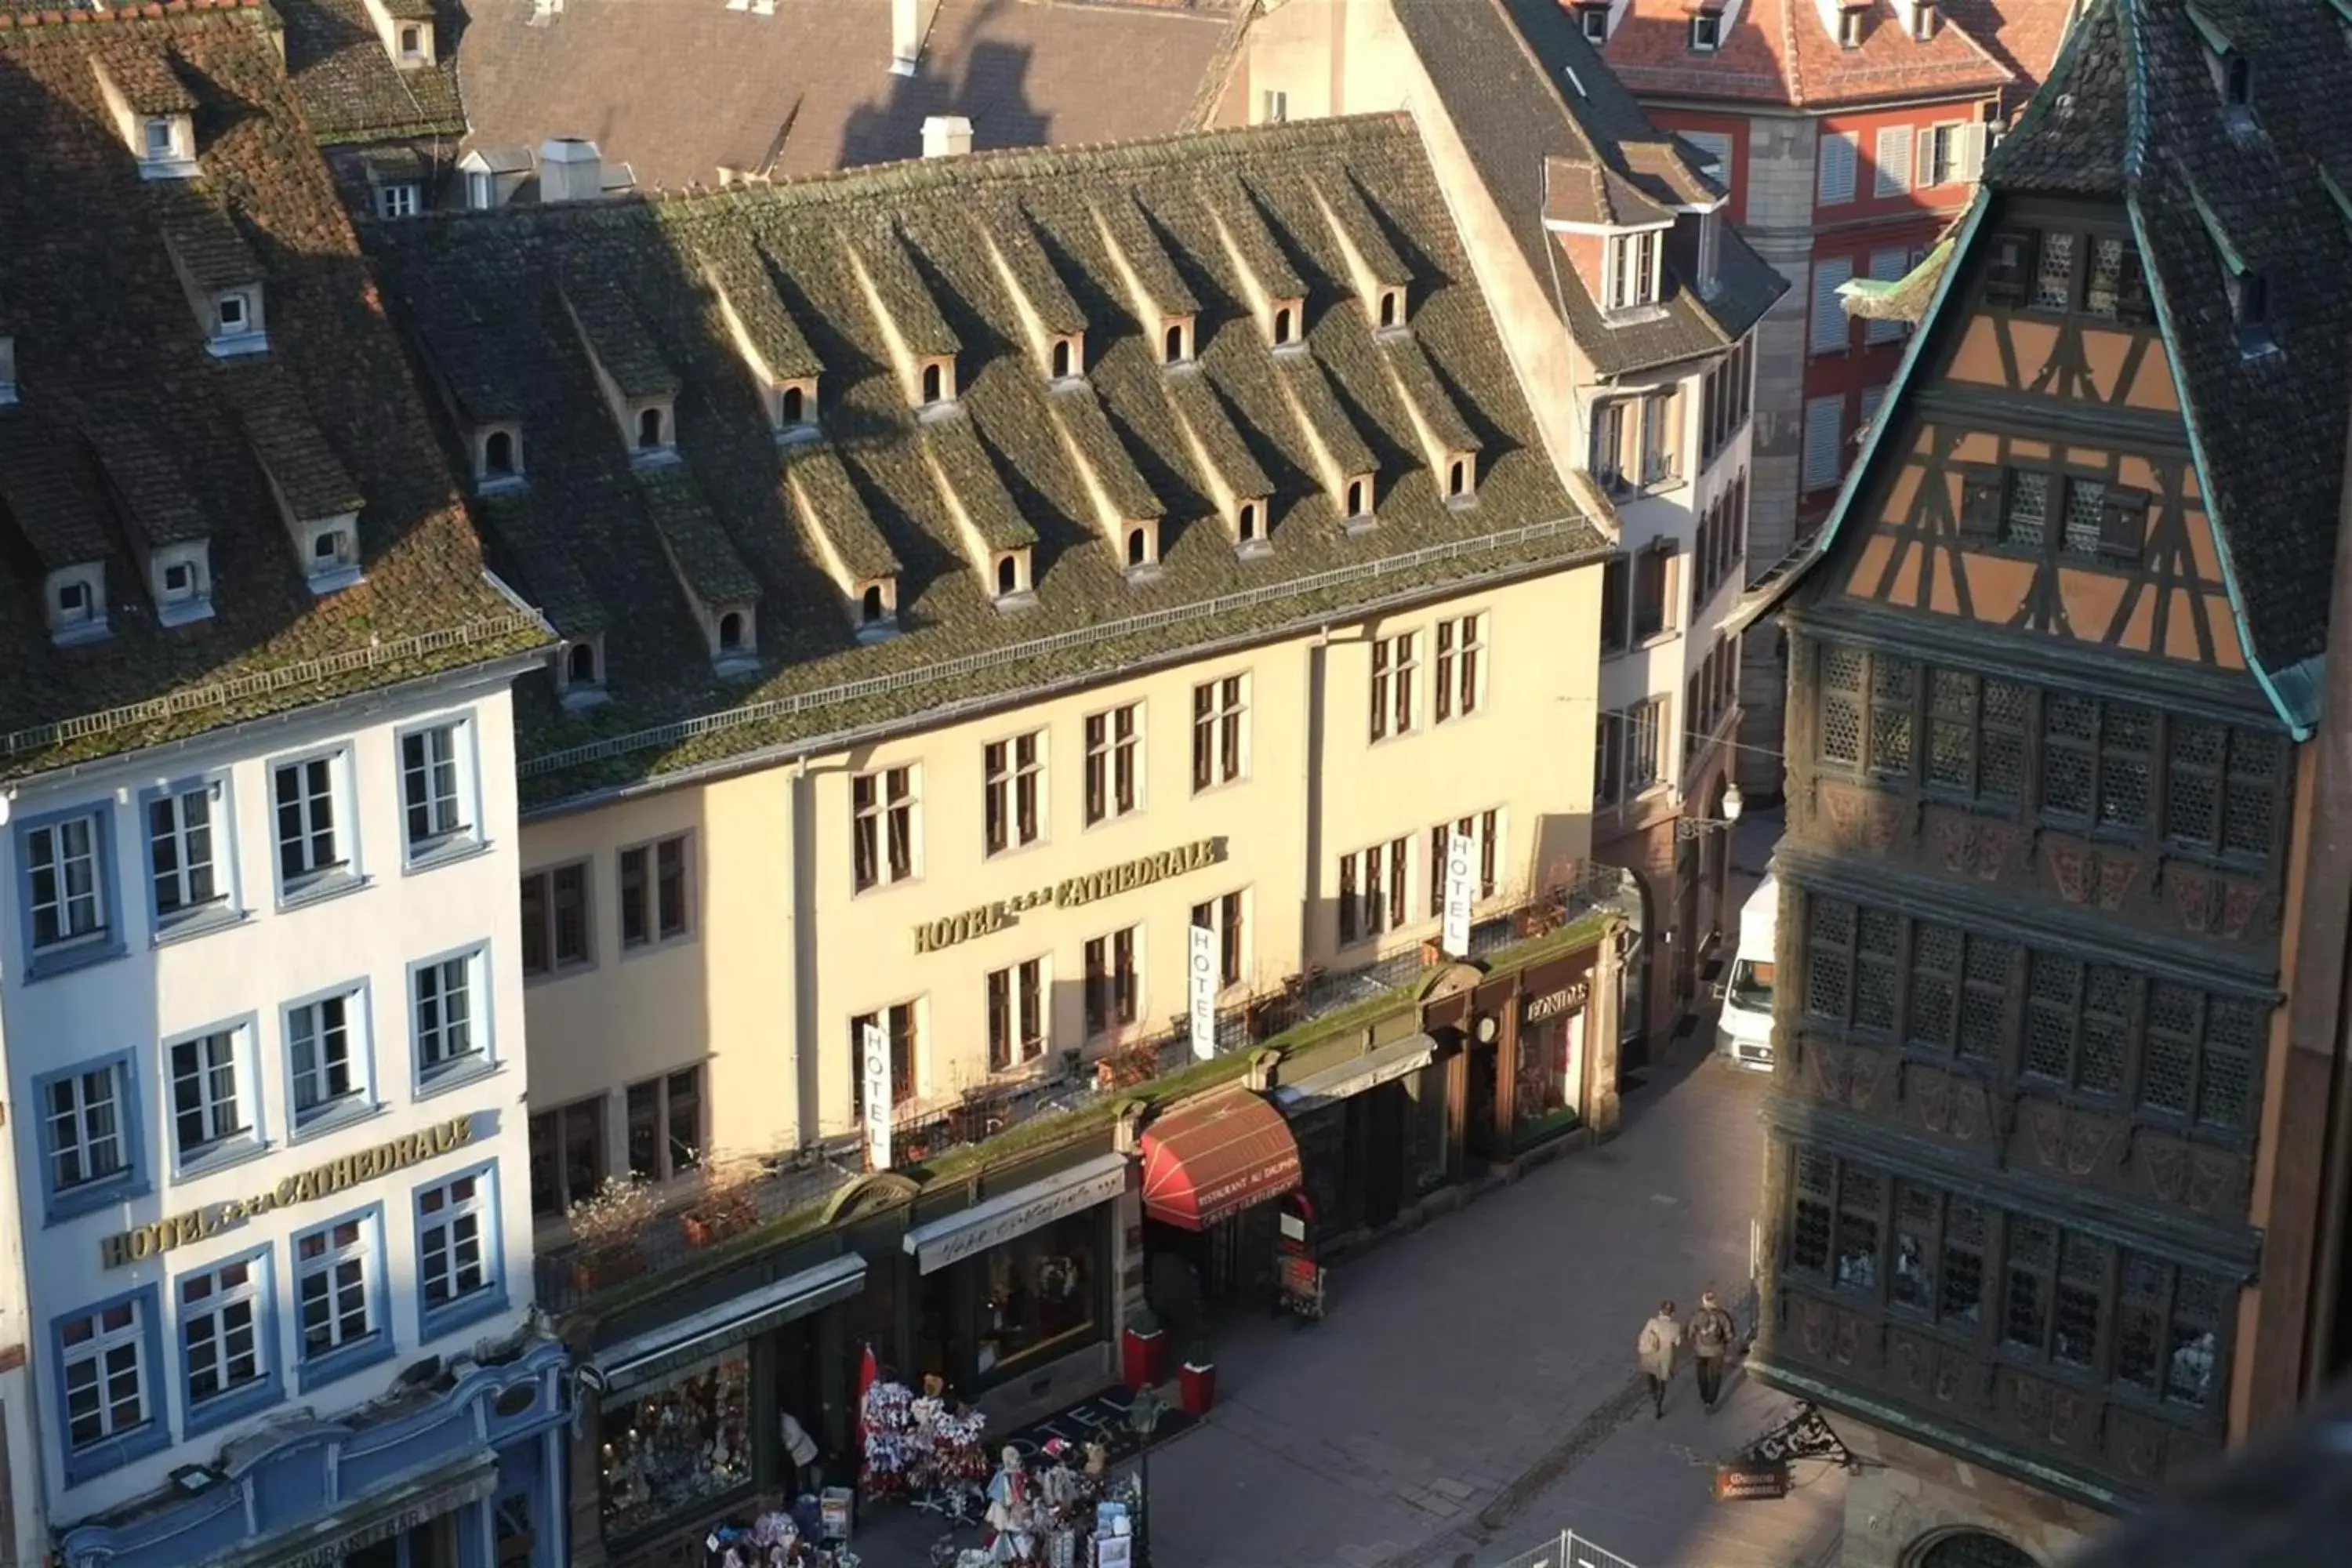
top-left (1690, 1289), bottom-right (1737, 1414)
top-left (1638, 1299), bottom-right (1681, 1418)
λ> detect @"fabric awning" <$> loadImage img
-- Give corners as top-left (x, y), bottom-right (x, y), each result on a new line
top-left (902, 1150), bottom-right (1131, 1276)
top-left (1273, 1034), bottom-right (1438, 1113)
top-left (1141, 1090), bottom-right (1302, 1231)
top-left (593, 1252), bottom-right (866, 1394)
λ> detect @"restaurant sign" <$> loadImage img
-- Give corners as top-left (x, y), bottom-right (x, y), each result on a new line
top-left (913, 838), bottom-right (1222, 953)
top-left (100, 1115), bottom-right (478, 1269)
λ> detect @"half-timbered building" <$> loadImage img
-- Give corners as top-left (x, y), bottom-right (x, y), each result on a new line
top-left (1729, 2), bottom-right (2352, 1562)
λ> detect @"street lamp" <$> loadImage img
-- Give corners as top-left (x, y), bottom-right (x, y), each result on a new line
top-left (1675, 781), bottom-right (1744, 841)
top-left (1127, 1383), bottom-right (1167, 1566)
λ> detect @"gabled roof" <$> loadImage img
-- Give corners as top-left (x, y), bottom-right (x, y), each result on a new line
top-left (367, 115), bottom-right (1606, 804)
top-left (1594, 0), bottom-right (2023, 109)
top-left (275, 0), bottom-right (466, 146)
top-left (0, 5), bottom-right (545, 781)
top-left (1745, 0), bottom-right (2352, 731)
top-left (1392, 0), bottom-right (1788, 378)
top-left (450, 0), bottom-right (1251, 194)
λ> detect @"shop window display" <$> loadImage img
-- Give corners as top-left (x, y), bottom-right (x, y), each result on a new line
top-left (1514, 1004), bottom-right (1587, 1143)
top-left (601, 1355), bottom-right (754, 1538)
top-left (971, 1211), bottom-right (1099, 1381)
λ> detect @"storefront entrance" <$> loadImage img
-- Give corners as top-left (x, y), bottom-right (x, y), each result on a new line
top-left (1139, 1089), bottom-right (1304, 1323)
top-left (1464, 1043), bottom-right (1502, 1167)
top-left (345, 1515), bottom-right (460, 1568)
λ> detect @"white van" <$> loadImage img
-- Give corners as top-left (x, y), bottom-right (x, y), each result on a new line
top-left (1716, 873), bottom-right (1778, 1070)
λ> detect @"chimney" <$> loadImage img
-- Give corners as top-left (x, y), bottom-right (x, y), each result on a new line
top-left (891, 0), bottom-right (939, 77)
top-left (922, 116), bottom-right (974, 160)
top-left (539, 137), bottom-right (604, 204)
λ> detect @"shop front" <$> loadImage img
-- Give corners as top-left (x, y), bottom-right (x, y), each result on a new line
top-left (1274, 1033), bottom-right (1444, 1242)
top-left (1138, 1089), bottom-right (1304, 1326)
top-left (1421, 948), bottom-right (1606, 1164)
top-left (583, 1253), bottom-right (867, 1568)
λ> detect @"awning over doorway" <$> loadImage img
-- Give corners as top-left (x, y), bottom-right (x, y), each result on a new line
top-left (902, 1150), bottom-right (1131, 1275)
top-left (591, 1252), bottom-right (866, 1394)
top-left (1272, 1033), bottom-right (1438, 1113)
top-left (1141, 1090), bottom-right (1302, 1230)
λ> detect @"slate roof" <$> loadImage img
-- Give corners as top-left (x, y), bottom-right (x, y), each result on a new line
top-left (1942, 0), bottom-right (2088, 113)
top-left (1980, 0), bottom-right (2352, 691)
top-left (366, 114), bottom-right (1605, 804)
top-left (1392, 0), bottom-right (1788, 379)
top-left (451, 0), bottom-right (1250, 194)
top-left (1592, 0), bottom-right (2024, 107)
top-left (275, 0), bottom-right (465, 145)
top-left (0, 5), bottom-right (546, 781)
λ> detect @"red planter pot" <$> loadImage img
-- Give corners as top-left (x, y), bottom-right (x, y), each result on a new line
top-left (1178, 1360), bottom-right (1218, 1417)
top-left (1121, 1327), bottom-right (1167, 1390)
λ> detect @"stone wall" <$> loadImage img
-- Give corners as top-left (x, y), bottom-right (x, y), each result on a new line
top-left (1838, 1418), bottom-right (2108, 1568)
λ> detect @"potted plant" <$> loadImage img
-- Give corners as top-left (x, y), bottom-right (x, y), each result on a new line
top-left (568, 1174), bottom-right (661, 1291)
top-left (1122, 1305), bottom-right (1168, 1391)
top-left (1178, 1337), bottom-right (1217, 1417)
top-left (681, 1152), bottom-right (762, 1247)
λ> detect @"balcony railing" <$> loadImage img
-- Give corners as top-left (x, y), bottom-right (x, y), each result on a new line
top-left (532, 866), bottom-right (1635, 1315)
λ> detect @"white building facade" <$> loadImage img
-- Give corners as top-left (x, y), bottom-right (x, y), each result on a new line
top-left (2, 666), bottom-right (569, 1568)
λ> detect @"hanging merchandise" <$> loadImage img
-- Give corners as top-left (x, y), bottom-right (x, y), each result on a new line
top-left (703, 1508), bottom-right (863, 1568)
top-left (858, 1379), bottom-right (918, 1504)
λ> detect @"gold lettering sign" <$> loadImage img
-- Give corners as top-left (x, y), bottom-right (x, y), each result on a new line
top-left (910, 839), bottom-right (1221, 953)
top-left (1525, 984), bottom-right (1591, 1025)
top-left (98, 1115), bottom-right (477, 1269)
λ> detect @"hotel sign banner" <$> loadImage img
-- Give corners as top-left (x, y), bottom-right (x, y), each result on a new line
top-left (862, 1021), bottom-right (893, 1173)
top-left (1441, 831), bottom-right (1475, 958)
top-left (913, 838), bottom-right (1223, 953)
top-left (1188, 923), bottom-right (1218, 1062)
top-left (100, 1115), bottom-right (478, 1269)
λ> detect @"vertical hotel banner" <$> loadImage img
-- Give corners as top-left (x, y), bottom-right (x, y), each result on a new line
top-left (1189, 924), bottom-right (1218, 1062)
top-left (1441, 830), bottom-right (1476, 957)
top-left (862, 1020), bottom-right (892, 1171)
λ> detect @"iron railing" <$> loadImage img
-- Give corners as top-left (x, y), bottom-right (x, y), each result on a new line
top-left (1486, 1529), bottom-right (1641, 1568)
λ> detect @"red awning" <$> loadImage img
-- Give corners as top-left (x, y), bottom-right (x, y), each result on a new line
top-left (1141, 1090), bottom-right (1302, 1231)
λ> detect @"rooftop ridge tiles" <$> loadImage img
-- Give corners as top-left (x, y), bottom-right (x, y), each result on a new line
top-left (0, 0), bottom-right (261, 28)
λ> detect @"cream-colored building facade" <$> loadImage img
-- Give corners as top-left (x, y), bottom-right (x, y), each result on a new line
top-left (521, 564), bottom-right (1600, 1178)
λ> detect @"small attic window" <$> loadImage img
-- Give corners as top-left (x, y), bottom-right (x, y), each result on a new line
top-left (466, 171), bottom-right (494, 211)
top-left (1838, 8), bottom-right (1864, 49)
top-left (718, 611), bottom-right (747, 651)
top-left (1690, 14), bottom-right (1719, 52)
top-left (49, 565), bottom-right (107, 644)
top-left (1271, 300), bottom-right (1303, 348)
top-left (2222, 53), bottom-right (2252, 110)
top-left (782, 384), bottom-right (808, 423)
top-left (1237, 498), bottom-right (1265, 545)
top-left (307, 519), bottom-right (360, 591)
top-left (1345, 476), bottom-right (1372, 520)
top-left (0, 335), bottom-right (15, 405)
top-left (1908, 2), bottom-right (1936, 42)
top-left (144, 118), bottom-right (176, 158)
top-left (2233, 270), bottom-right (2275, 356)
top-left (862, 584), bottom-right (887, 624)
top-left (1446, 454), bottom-right (1477, 505)
top-left (637, 406), bottom-right (666, 449)
top-left (151, 544), bottom-right (212, 624)
top-left (1577, 4), bottom-right (1608, 45)
top-left (1123, 523), bottom-right (1161, 575)
top-left (209, 289), bottom-right (267, 357)
top-left (711, 604), bottom-right (760, 673)
top-left (558, 636), bottom-right (608, 709)
top-left (567, 641), bottom-right (600, 685)
top-left (397, 24), bottom-right (426, 60)
top-left (477, 425), bottom-right (522, 489)
top-left (1377, 289), bottom-right (1402, 329)
top-left (993, 548), bottom-right (1033, 601)
top-left (1163, 318), bottom-right (1195, 367)
top-left (917, 356), bottom-right (956, 410)
top-left (1049, 333), bottom-right (1084, 381)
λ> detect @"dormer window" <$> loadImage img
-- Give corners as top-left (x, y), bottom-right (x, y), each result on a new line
top-left (303, 517), bottom-right (361, 593)
top-left (398, 24), bottom-right (425, 60)
top-left (144, 118), bottom-right (176, 159)
top-left (1606, 231), bottom-right (1662, 312)
top-left (1445, 452), bottom-right (1477, 507)
top-left (1270, 299), bottom-right (1305, 349)
top-left (0, 335), bottom-right (15, 406)
top-left (1122, 521), bottom-right (1162, 579)
top-left (208, 288), bottom-right (267, 358)
top-left (2233, 270), bottom-right (2274, 357)
top-left (150, 543), bottom-right (212, 626)
top-left (1162, 317), bottom-right (1196, 367)
top-left (557, 636), bottom-right (608, 710)
top-left (769, 377), bottom-right (818, 441)
top-left (46, 564), bottom-right (108, 645)
top-left (466, 171), bottom-right (493, 211)
top-left (992, 547), bottom-right (1034, 604)
top-left (1344, 475), bottom-right (1374, 523)
top-left (857, 579), bottom-right (900, 637)
top-left (916, 355), bottom-right (956, 411)
top-left (1377, 289), bottom-right (1403, 331)
top-left (637, 407), bottom-right (665, 448)
top-left (134, 113), bottom-right (196, 179)
top-left (1690, 13), bottom-right (1719, 51)
top-left (1577, 4), bottom-right (1608, 44)
top-left (1838, 8), bottom-right (1864, 48)
top-left (473, 424), bottom-right (524, 492)
top-left (710, 604), bottom-right (759, 673)
top-left (1697, 209), bottom-right (1723, 295)
top-left (1908, 2), bottom-right (1936, 42)
top-left (568, 641), bottom-right (600, 684)
top-left (626, 398), bottom-right (677, 466)
top-left (1048, 332), bottom-right (1085, 383)
top-left (1236, 497), bottom-right (1268, 550)
top-left (719, 612), bottom-right (746, 650)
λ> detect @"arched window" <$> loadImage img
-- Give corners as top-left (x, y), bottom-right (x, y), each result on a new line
top-left (637, 406), bottom-right (664, 448)
top-left (1379, 291), bottom-right (1398, 328)
top-left (1274, 307), bottom-right (1294, 343)
top-left (1238, 502), bottom-right (1259, 541)
top-left (1909, 1530), bottom-right (2037, 1568)
top-left (996, 555), bottom-right (1018, 596)
top-left (1051, 339), bottom-right (1073, 379)
top-left (1127, 528), bottom-right (1147, 567)
top-left (567, 641), bottom-right (598, 684)
top-left (717, 611), bottom-right (745, 651)
top-left (1347, 479), bottom-right (1367, 517)
top-left (484, 429), bottom-right (515, 476)
top-left (861, 585), bottom-right (885, 624)
top-left (1164, 325), bottom-right (1184, 364)
top-left (922, 363), bottom-right (944, 404)
top-left (782, 385), bottom-right (805, 424)
top-left (1449, 459), bottom-right (1468, 497)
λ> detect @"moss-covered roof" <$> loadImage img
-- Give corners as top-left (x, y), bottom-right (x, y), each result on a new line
top-left (367, 114), bottom-right (1602, 810)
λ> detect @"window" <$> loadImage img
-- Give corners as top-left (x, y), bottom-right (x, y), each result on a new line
top-left (1800, 895), bottom-right (1896, 1033)
top-left (851, 1003), bottom-right (920, 1106)
top-left (1191, 677), bottom-right (1247, 792)
top-left (143, 117), bottom-right (175, 158)
top-left (520, 862), bottom-right (591, 976)
top-left (24, 809), bottom-right (111, 955)
top-left (1595, 699), bottom-right (1665, 808)
top-left (1599, 555), bottom-right (1630, 655)
top-left (1370, 631), bottom-right (1419, 741)
top-left (45, 1062), bottom-right (130, 1196)
top-left (1434, 615), bottom-right (1484, 723)
top-left (1592, 398), bottom-right (1628, 492)
top-left (180, 1254), bottom-right (269, 1417)
top-left (1838, 6), bottom-right (1863, 46)
top-left (1817, 131), bottom-right (1858, 205)
top-left (273, 753), bottom-right (347, 892)
top-left (637, 406), bottom-right (666, 449)
top-left (1700, 339), bottom-right (1751, 460)
top-left (1190, 890), bottom-right (1247, 989)
top-left (2141, 985), bottom-right (2260, 1131)
top-left (60, 1298), bottom-right (152, 1454)
top-left (401, 721), bottom-right (472, 857)
top-left (717, 610), bottom-right (747, 652)
top-left (376, 183), bottom-right (419, 220)
top-left (2116, 1258), bottom-right (2226, 1407)
top-left (2031, 230), bottom-right (2077, 311)
top-left (1427, 812), bottom-right (1501, 916)
top-left (1338, 837), bottom-right (1410, 945)
top-left (1799, 394), bottom-right (1843, 492)
top-left (1579, 3), bottom-right (1606, 43)
top-left (619, 833), bottom-right (692, 947)
top-left (413, 949), bottom-right (485, 1080)
top-left (1888, 1182), bottom-right (1985, 1329)
top-left (1607, 231), bottom-right (1660, 311)
top-left (466, 169), bottom-right (492, 210)
top-left (1865, 248), bottom-right (1910, 344)
top-left (2232, 270), bottom-right (2271, 354)
top-left (1681, 130), bottom-right (1733, 187)
top-left (1084, 704), bottom-right (1142, 825)
top-left (417, 1169), bottom-right (499, 1323)
top-left (1809, 257), bottom-right (1854, 354)
top-left (1639, 392), bottom-right (1675, 486)
top-left (1631, 545), bottom-right (1672, 641)
top-left (1921, 123), bottom-right (1962, 187)
top-left (2040, 694), bottom-right (2153, 829)
top-left (1924, 666), bottom-right (2029, 803)
top-left (287, 989), bottom-right (367, 1128)
top-left (529, 1097), bottom-right (605, 1219)
top-left (169, 1027), bottom-right (249, 1162)
top-left (397, 21), bottom-right (424, 56)
top-left (2164, 721), bottom-right (2282, 862)
top-left (295, 1211), bottom-right (381, 1373)
top-left (1261, 89), bottom-right (1287, 124)
top-left (56, 578), bottom-right (95, 624)
top-left (626, 1067), bottom-right (704, 1181)
top-left (1871, 126), bottom-right (1911, 197)
top-left (1083, 931), bottom-right (1139, 1036)
top-left (983, 733), bottom-right (1046, 855)
top-left (1998, 467), bottom-right (2049, 547)
top-left (2083, 235), bottom-right (2151, 321)
top-left (851, 765), bottom-right (917, 890)
top-left (2220, 50), bottom-right (2252, 108)
top-left (988, 959), bottom-right (1049, 1071)
top-left (1164, 324), bottom-right (1186, 365)
top-left (1690, 12), bottom-right (1719, 49)
top-left (147, 779), bottom-right (227, 929)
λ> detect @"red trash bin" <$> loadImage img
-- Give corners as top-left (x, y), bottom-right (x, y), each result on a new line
top-left (1178, 1359), bottom-right (1218, 1416)
top-left (1122, 1326), bottom-right (1167, 1391)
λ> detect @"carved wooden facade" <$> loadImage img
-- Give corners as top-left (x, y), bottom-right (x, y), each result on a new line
top-left (1757, 190), bottom-right (2296, 1508)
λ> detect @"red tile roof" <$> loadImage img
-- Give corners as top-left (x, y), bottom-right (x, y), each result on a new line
top-left (1588, 0), bottom-right (2016, 108)
top-left (1940, 0), bottom-right (2084, 109)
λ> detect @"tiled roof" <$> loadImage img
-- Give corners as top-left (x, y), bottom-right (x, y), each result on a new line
top-left (1392, 0), bottom-right (1788, 378)
top-left (0, 5), bottom-right (547, 781)
top-left (366, 115), bottom-right (1606, 803)
top-left (1592, 0), bottom-right (2019, 108)
top-left (451, 0), bottom-right (1249, 193)
top-left (1943, 0), bottom-right (2086, 111)
top-left (275, 0), bottom-right (465, 146)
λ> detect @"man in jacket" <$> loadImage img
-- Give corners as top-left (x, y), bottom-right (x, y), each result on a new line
top-left (1638, 1300), bottom-right (1681, 1418)
top-left (1690, 1289), bottom-right (1737, 1414)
